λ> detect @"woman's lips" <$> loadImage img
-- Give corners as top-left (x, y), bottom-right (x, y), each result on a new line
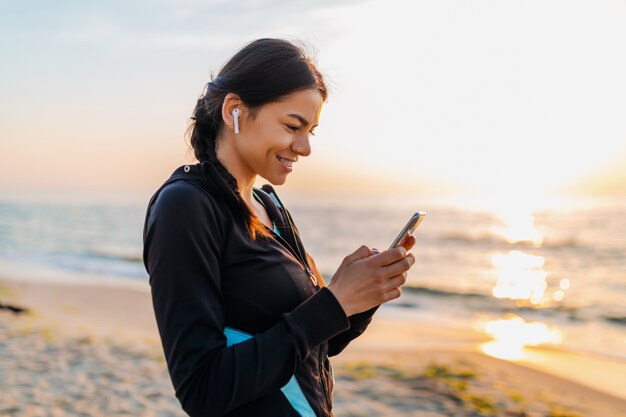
top-left (276, 155), bottom-right (293, 172)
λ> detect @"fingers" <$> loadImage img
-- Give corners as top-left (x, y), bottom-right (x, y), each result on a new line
top-left (382, 252), bottom-right (415, 278)
top-left (344, 245), bottom-right (378, 265)
top-left (382, 271), bottom-right (408, 302)
top-left (383, 272), bottom-right (408, 292)
top-left (368, 245), bottom-right (408, 267)
top-left (401, 234), bottom-right (416, 251)
top-left (383, 286), bottom-right (402, 302)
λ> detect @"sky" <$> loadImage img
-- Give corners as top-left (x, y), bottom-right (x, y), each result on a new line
top-left (1, 0), bottom-right (626, 204)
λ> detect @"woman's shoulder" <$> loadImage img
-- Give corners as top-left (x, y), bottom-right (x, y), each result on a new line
top-left (157, 179), bottom-right (214, 202)
top-left (149, 179), bottom-right (230, 225)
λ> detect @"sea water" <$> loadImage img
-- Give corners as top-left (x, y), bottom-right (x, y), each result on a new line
top-left (0, 191), bottom-right (624, 363)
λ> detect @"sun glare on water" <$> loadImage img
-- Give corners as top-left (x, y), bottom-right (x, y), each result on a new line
top-left (475, 197), bottom-right (568, 360)
top-left (491, 251), bottom-right (548, 305)
top-left (493, 202), bottom-right (544, 246)
top-left (488, 203), bottom-right (570, 307)
top-left (478, 316), bottom-right (563, 360)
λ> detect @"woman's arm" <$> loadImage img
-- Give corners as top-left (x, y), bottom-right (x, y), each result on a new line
top-left (327, 305), bottom-right (379, 357)
top-left (306, 233), bottom-right (417, 358)
top-left (144, 182), bottom-right (350, 417)
top-left (306, 251), bottom-right (379, 357)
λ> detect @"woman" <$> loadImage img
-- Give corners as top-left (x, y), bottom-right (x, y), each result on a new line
top-left (142, 38), bottom-right (417, 417)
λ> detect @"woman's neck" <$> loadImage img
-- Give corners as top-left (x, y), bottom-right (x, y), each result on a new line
top-left (215, 143), bottom-right (256, 206)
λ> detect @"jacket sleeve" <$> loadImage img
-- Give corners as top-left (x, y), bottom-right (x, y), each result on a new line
top-left (305, 250), bottom-right (379, 357)
top-left (143, 182), bottom-right (350, 417)
top-left (327, 304), bottom-right (379, 357)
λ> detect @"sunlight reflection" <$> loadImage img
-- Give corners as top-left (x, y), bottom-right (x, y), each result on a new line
top-left (478, 315), bottom-right (562, 360)
top-left (492, 251), bottom-right (549, 305)
top-left (493, 204), bottom-right (543, 246)
top-left (553, 290), bottom-right (565, 302)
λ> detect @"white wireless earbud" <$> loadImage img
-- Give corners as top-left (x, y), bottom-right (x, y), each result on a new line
top-left (232, 108), bottom-right (240, 134)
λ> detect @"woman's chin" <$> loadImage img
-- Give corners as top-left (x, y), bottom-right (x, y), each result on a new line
top-left (261, 173), bottom-right (288, 186)
top-left (272, 176), bottom-right (288, 186)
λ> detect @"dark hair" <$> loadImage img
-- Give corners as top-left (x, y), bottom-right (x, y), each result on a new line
top-left (186, 38), bottom-right (329, 240)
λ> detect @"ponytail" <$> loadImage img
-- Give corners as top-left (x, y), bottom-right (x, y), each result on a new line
top-left (186, 91), bottom-right (274, 241)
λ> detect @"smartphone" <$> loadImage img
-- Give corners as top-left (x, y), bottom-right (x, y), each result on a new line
top-left (388, 212), bottom-right (427, 250)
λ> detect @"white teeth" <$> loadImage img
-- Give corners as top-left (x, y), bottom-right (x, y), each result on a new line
top-left (277, 156), bottom-right (293, 167)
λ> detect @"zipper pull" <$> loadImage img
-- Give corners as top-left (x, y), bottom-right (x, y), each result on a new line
top-left (305, 267), bottom-right (318, 287)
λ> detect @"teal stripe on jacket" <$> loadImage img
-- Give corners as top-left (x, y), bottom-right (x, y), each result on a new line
top-left (223, 327), bottom-right (316, 417)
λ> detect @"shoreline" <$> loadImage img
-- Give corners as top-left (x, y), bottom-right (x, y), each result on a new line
top-left (2, 274), bottom-right (626, 416)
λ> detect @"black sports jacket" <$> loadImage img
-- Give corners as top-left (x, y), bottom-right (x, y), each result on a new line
top-left (142, 160), bottom-right (379, 417)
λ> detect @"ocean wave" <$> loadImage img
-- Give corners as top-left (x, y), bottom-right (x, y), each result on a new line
top-left (603, 315), bottom-right (626, 326)
top-left (87, 249), bottom-right (143, 263)
top-left (542, 238), bottom-right (585, 249)
top-left (436, 232), bottom-right (504, 245)
top-left (397, 285), bottom-right (585, 320)
top-left (402, 285), bottom-right (488, 299)
top-left (436, 231), bottom-right (591, 250)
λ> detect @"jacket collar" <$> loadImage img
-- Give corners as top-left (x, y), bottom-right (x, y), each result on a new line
top-left (167, 160), bottom-right (242, 209)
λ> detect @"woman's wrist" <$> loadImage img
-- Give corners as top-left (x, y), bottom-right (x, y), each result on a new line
top-left (327, 284), bottom-right (350, 317)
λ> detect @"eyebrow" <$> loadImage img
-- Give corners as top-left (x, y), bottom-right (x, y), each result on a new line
top-left (287, 113), bottom-right (318, 128)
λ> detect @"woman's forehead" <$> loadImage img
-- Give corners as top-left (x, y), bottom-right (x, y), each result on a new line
top-left (267, 89), bottom-right (323, 123)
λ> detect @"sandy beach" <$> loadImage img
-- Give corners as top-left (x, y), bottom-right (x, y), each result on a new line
top-left (1, 275), bottom-right (625, 417)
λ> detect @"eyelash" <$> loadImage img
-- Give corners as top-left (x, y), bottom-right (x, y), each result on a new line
top-left (287, 125), bottom-right (316, 136)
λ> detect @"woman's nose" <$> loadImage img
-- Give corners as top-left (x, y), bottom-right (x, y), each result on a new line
top-left (292, 134), bottom-right (312, 157)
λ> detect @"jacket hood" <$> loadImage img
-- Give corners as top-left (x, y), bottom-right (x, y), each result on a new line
top-left (143, 159), bottom-right (250, 245)
top-left (165, 159), bottom-right (242, 209)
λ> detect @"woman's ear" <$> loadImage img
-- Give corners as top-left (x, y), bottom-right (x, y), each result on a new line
top-left (222, 93), bottom-right (244, 134)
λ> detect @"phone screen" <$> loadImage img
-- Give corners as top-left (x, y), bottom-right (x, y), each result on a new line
top-left (388, 212), bottom-right (426, 250)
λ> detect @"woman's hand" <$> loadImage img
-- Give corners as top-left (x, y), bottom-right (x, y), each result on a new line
top-left (327, 232), bottom-right (417, 316)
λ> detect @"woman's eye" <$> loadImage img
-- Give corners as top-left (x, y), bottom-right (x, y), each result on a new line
top-left (286, 124), bottom-right (315, 136)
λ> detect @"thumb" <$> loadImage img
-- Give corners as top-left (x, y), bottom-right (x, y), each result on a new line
top-left (345, 245), bottom-right (376, 265)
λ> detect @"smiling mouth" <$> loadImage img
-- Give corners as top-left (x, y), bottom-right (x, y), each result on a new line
top-left (276, 155), bottom-right (295, 168)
